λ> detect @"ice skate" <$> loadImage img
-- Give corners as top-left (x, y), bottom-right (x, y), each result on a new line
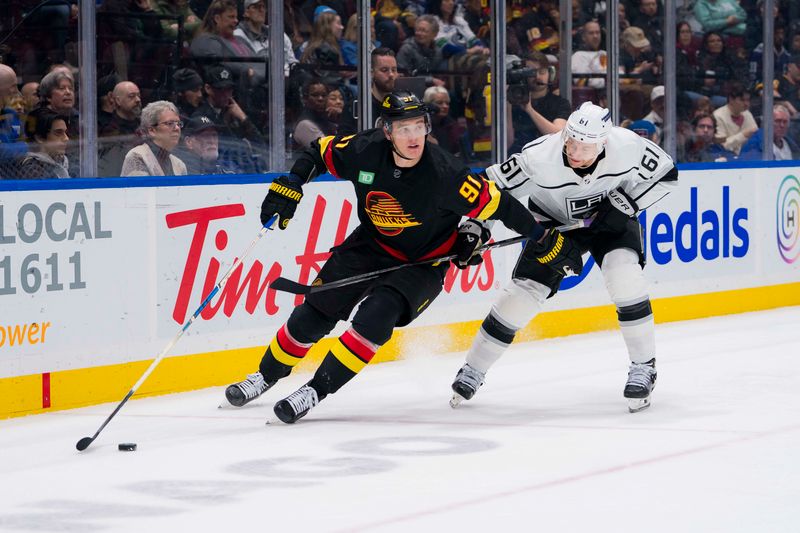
top-left (624, 359), bottom-right (657, 413)
top-left (225, 372), bottom-right (274, 407)
top-left (450, 364), bottom-right (485, 408)
top-left (273, 385), bottom-right (319, 423)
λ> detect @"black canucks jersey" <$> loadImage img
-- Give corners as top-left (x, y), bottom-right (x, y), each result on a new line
top-left (290, 129), bottom-right (537, 262)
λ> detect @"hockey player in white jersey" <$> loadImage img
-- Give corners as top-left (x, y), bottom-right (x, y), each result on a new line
top-left (450, 101), bottom-right (678, 412)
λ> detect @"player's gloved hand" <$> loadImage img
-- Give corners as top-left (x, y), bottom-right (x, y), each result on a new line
top-left (529, 228), bottom-right (583, 276)
top-left (592, 189), bottom-right (638, 234)
top-left (261, 175), bottom-right (304, 229)
top-left (452, 219), bottom-right (491, 269)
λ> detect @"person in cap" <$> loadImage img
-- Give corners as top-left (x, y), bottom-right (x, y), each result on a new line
top-left (234, 0), bottom-right (298, 76)
top-left (175, 114), bottom-right (228, 175)
top-left (97, 73), bottom-right (121, 132)
top-left (223, 90), bottom-right (567, 423)
top-left (620, 26), bottom-right (660, 86)
top-left (192, 65), bottom-right (265, 173)
top-left (173, 68), bottom-right (204, 119)
top-left (450, 101), bottom-right (679, 414)
top-left (642, 85), bottom-right (664, 141)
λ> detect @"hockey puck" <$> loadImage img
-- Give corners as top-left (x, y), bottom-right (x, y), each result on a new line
top-left (118, 443), bottom-right (137, 451)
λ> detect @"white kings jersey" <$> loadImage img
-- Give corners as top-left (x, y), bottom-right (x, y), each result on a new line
top-left (485, 127), bottom-right (678, 224)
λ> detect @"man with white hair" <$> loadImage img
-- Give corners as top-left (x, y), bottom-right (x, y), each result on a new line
top-left (450, 101), bottom-right (679, 413)
top-left (739, 104), bottom-right (800, 160)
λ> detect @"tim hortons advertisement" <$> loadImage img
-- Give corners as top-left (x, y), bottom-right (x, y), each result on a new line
top-left (1, 166), bottom-right (797, 378)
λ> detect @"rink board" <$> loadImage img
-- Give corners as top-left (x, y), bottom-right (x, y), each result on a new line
top-left (1, 163), bottom-right (799, 418)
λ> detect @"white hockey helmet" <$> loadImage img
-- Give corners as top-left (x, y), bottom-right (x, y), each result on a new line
top-left (563, 101), bottom-right (612, 146)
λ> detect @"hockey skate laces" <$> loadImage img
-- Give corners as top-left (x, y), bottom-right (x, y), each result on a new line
top-left (238, 373), bottom-right (266, 399)
top-left (285, 386), bottom-right (318, 413)
top-left (626, 363), bottom-right (655, 388)
top-left (457, 365), bottom-right (485, 390)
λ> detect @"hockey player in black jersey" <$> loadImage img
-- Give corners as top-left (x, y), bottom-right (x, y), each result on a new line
top-left (450, 102), bottom-right (679, 413)
top-left (224, 90), bottom-right (582, 423)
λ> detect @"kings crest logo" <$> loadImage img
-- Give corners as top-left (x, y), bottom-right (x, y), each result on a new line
top-left (365, 191), bottom-right (422, 236)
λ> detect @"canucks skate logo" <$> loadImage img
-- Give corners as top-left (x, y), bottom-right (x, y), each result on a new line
top-left (365, 191), bottom-right (422, 236)
top-left (777, 175), bottom-right (800, 263)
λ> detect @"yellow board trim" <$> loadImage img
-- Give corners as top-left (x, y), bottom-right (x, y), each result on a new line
top-left (330, 339), bottom-right (367, 374)
top-left (2, 282), bottom-right (798, 419)
top-left (269, 336), bottom-right (303, 367)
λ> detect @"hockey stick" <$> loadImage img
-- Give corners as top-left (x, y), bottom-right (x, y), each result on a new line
top-left (75, 216), bottom-right (278, 452)
top-left (270, 220), bottom-right (588, 296)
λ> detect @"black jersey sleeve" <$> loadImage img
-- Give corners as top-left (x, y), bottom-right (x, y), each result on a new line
top-left (288, 132), bottom-right (367, 183)
top-left (444, 169), bottom-right (543, 241)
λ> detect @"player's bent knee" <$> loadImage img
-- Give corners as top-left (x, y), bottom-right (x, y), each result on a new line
top-left (351, 287), bottom-right (405, 346)
top-left (491, 278), bottom-right (550, 331)
top-left (602, 248), bottom-right (648, 305)
top-left (286, 303), bottom-right (338, 344)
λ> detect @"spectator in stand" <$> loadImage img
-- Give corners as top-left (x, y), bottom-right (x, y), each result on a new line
top-left (18, 0), bottom-right (78, 66)
top-left (234, 0), bottom-right (298, 76)
top-left (713, 82), bottom-right (758, 155)
top-left (0, 64), bottom-right (28, 175)
top-left (627, 118), bottom-right (659, 143)
top-left (154, 0), bottom-right (202, 40)
top-left (21, 83), bottom-right (40, 114)
top-left (693, 0), bottom-right (746, 40)
top-left (631, 0), bottom-right (664, 54)
top-left (341, 14), bottom-right (379, 67)
top-left (338, 47), bottom-right (400, 134)
top-left (572, 20), bottom-right (607, 89)
top-left (292, 78), bottom-right (338, 149)
top-left (620, 26), bottom-right (660, 87)
top-left (122, 101), bottom-right (187, 176)
top-left (191, 0), bottom-right (263, 86)
top-left (423, 85), bottom-right (463, 156)
top-left (193, 65), bottom-right (265, 173)
top-left (38, 69), bottom-right (78, 176)
top-left (17, 108), bottom-right (70, 179)
top-left (682, 112), bottom-right (737, 162)
top-left (695, 31), bottom-right (744, 107)
top-left (299, 7), bottom-right (344, 64)
top-left (397, 15), bottom-right (445, 79)
top-left (643, 85), bottom-right (665, 141)
top-left (325, 86), bottom-right (345, 127)
top-left (98, 81), bottom-right (144, 177)
top-left (745, 0), bottom-right (782, 52)
top-left (508, 51), bottom-right (571, 155)
top-left (98, 0), bottom-right (165, 83)
top-left (173, 68), bottom-right (205, 119)
top-left (739, 104), bottom-right (799, 160)
top-left (777, 55), bottom-right (800, 113)
top-left (676, 21), bottom-right (701, 66)
top-left (429, 0), bottom-right (489, 73)
top-left (175, 114), bottom-right (228, 174)
top-left (463, 0), bottom-right (490, 42)
top-left (284, 0), bottom-right (313, 52)
top-left (97, 73), bottom-right (121, 132)
top-left (749, 20), bottom-right (791, 86)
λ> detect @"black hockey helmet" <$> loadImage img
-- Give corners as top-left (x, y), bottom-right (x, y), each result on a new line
top-left (380, 90), bottom-right (430, 123)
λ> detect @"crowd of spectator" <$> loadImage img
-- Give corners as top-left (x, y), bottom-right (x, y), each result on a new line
top-left (1, 0), bottom-right (800, 180)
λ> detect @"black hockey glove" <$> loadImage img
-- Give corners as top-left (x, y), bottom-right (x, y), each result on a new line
top-left (592, 189), bottom-right (638, 234)
top-left (452, 219), bottom-right (491, 269)
top-left (261, 175), bottom-right (304, 229)
top-left (529, 228), bottom-right (583, 276)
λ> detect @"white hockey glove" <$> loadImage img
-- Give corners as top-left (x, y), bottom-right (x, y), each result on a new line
top-left (452, 219), bottom-right (491, 269)
top-left (593, 189), bottom-right (638, 234)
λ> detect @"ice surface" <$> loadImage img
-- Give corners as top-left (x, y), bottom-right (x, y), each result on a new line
top-left (1, 307), bottom-right (799, 532)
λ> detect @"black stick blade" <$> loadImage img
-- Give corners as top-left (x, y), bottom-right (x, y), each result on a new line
top-left (270, 277), bottom-right (312, 295)
top-left (76, 437), bottom-right (94, 451)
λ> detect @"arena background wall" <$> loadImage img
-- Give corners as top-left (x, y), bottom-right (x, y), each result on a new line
top-left (1, 161), bottom-right (799, 418)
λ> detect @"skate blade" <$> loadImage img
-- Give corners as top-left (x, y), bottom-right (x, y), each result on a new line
top-left (627, 397), bottom-right (651, 413)
top-left (449, 393), bottom-right (466, 408)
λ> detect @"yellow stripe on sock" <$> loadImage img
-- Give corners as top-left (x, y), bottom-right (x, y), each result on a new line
top-left (269, 337), bottom-right (303, 367)
top-left (330, 339), bottom-right (367, 373)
